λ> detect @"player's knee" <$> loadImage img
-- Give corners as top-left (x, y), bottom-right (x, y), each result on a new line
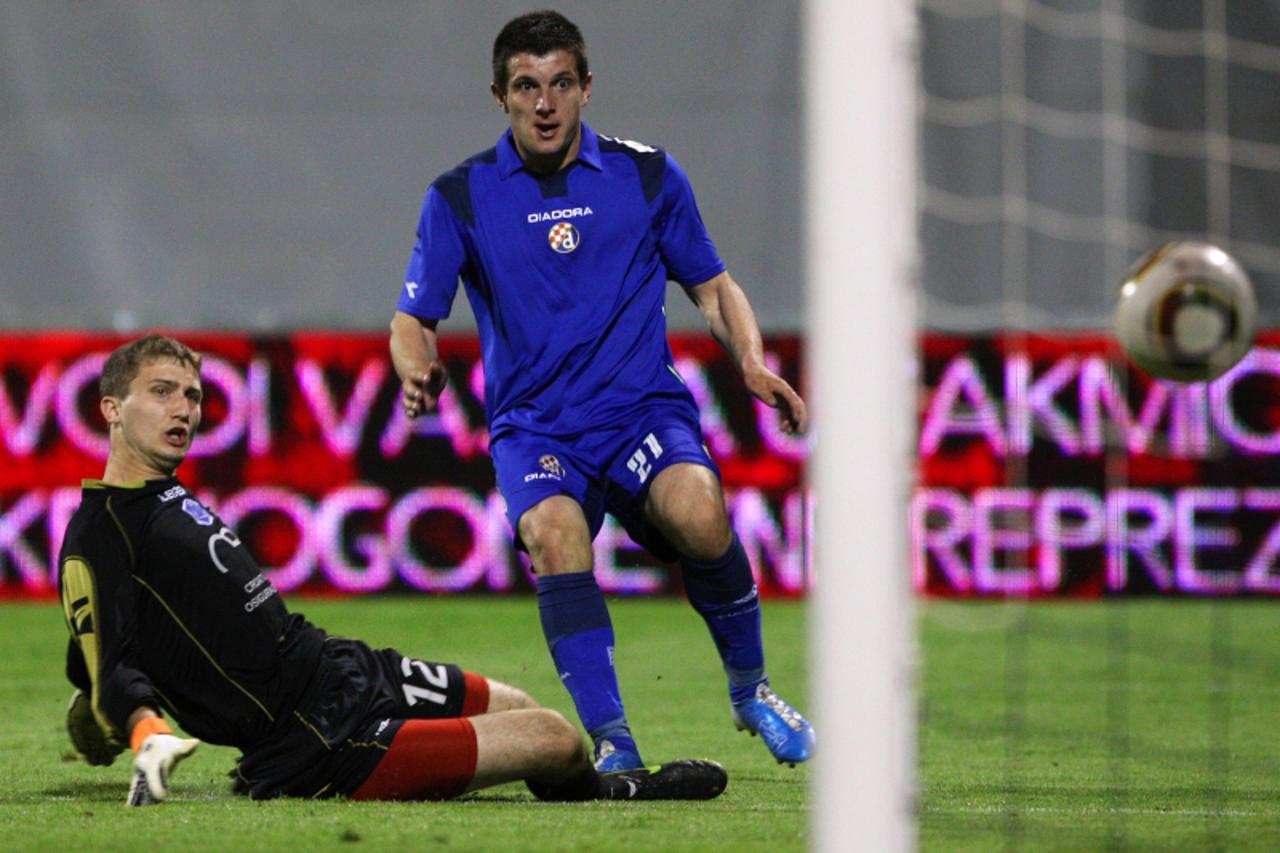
top-left (666, 500), bottom-right (732, 561)
top-left (682, 509), bottom-right (733, 560)
top-left (650, 466), bottom-right (732, 560)
top-left (527, 538), bottom-right (579, 574)
top-left (520, 508), bottom-right (591, 574)
top-left (531, 709), bottom-right (587, 766)
top-left (550, 715), bottom-right (589, 767)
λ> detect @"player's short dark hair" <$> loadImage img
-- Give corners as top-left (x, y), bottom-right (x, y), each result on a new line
top-left (492, 10), bottom-right (589, 93)
top-left (99, 335), bottom-right (202, 399)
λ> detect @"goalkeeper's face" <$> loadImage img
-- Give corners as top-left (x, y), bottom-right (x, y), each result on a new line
top-left (103, 358), bottom-right (203, 478)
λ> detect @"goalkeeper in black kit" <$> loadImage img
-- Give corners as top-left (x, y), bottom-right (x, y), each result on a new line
top-left (60, 334), bottom-right (727, 805)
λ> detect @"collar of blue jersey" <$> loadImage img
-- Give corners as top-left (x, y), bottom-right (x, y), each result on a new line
top-left (497, 122), bottom-right (603, 179)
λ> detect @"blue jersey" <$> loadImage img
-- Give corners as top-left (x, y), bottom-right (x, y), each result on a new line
top-left (397, 123), bottom-right (726, 439)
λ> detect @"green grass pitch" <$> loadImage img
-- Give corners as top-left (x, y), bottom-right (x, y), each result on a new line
top-left (0, 597), bottom-right (809, 851)
top-left (4, 596), bottom-right (1278, 850)
top-left (921, 599), bottom-right (1280, 851)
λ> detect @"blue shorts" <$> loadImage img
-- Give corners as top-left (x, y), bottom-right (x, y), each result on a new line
top-left (491, 406), bottom-right (719, 563)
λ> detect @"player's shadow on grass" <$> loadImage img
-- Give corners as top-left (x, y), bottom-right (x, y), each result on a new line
top-left (455, 792), bottom-right (538, 804)
top-left (38, 781), bottom-right (127, 802)
top-left (734, 771), bottom-right (807, 786)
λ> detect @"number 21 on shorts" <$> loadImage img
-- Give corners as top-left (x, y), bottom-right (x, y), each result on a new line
top-left (400, 657), bottom-right (449, 706)
top-left (626, 433), bottom-right (664, 484)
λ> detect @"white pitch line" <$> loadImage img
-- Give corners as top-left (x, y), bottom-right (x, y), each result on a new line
top-left (927, 804), bottom-right (1264, 819)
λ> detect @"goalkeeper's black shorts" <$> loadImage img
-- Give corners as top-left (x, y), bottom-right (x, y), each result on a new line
top-left (231, 636), bottom-right (484, 799)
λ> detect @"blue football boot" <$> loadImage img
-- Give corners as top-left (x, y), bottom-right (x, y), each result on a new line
top-left (732, 684), bottom-right (815, 766)
top-left (594, 738), bottom-right (645, 772)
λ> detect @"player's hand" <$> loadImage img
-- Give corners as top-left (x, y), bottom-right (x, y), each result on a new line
top-left (66, 689), bottom-right (124, 766)
top-left (401, 362), bottom-right (448, 419)
top-left (744, 367), bottom-right (807, 434)
top-left (127, 734), bottom-right (200, 806)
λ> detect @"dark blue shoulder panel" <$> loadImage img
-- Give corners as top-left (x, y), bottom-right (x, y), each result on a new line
top-left (597, 136), bottom-right (667, 204)
top-left (431, 147), bottom-right (497, 227)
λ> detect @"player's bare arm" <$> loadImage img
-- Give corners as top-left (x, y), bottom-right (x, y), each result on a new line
top-left (389, 310), bottom-right (448, 418)
top-left (687, 272), bottom-right (808, 434)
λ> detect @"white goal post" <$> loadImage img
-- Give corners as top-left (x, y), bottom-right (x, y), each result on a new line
top-left (806, 0), bottom-right (918, 850)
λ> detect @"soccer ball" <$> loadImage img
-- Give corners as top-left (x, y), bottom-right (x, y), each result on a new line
top-left (1114, 241), bottom-right (1258, 382)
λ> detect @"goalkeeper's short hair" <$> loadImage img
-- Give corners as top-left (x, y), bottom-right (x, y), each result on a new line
top-left (100, 335), bottom-right (202, 399)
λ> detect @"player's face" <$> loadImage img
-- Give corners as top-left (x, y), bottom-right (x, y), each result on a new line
top-left (493, 50), bottom-right (592, 174)
top-left (102, 358), bottom-right (203, 479)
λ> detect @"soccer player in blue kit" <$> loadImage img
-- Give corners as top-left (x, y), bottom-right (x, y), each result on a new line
top-left (389, 10), bottom-right (814, 772)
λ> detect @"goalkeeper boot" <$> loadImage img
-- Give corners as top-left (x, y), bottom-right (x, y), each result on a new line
top-left (599, 759), bottom-right (728, 801)
top-left (594, 737), bottom-right (645, 772)
top-left (732, 683), bottom-right (815, 766)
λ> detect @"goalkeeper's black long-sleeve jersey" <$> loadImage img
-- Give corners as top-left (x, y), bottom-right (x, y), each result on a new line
top-left (59, 477), bottom-right (324, 751)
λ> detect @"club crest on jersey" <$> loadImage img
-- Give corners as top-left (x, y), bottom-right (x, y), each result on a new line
top-left (540, 455), bottom-right (565, 477)
top-left (548, 222), bottom-right (580, 254)
top-left (525, 454), bottom-right (566, 482)
top-left (182, 498), bottom-right (215, 527)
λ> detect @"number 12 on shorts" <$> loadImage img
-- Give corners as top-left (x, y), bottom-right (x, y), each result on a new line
top-left (400, 657), bottom-right (449, 706)
top-left (626, 433), bottom-right (664, 484)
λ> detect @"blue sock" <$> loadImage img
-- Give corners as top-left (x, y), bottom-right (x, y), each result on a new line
top-left (682, 534), bottom-right (767, 705)
top-left (535, 571), bottom-right (639, 758)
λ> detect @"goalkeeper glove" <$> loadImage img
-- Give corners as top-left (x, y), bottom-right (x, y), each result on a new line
top-left (66, 689), bottom-right (124, 766)
top-left (126, 718), bottom-right (199, 806)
